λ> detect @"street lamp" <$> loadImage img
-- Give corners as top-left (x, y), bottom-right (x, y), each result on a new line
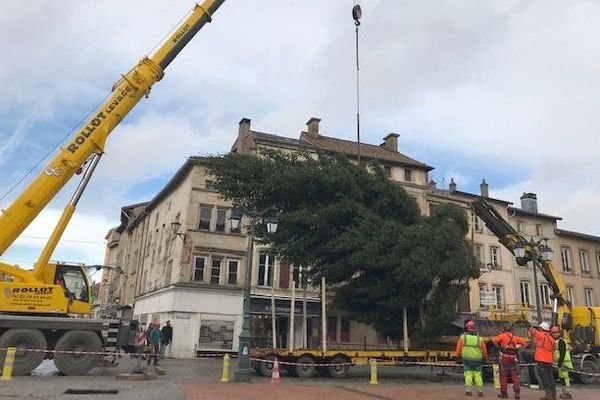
top-left (230, 205), bottom-right (278, 382)
top-left (170, 222), bottom-right (186, 240)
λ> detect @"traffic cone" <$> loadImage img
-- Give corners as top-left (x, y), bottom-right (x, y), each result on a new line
top-left (271, 358), bottom-right (281, 384)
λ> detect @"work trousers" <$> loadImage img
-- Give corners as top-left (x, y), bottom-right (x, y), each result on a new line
top-left (558, 367), bottom-right (571, 395)
top-left (464, 368), bottom-right (484, 393)
top-left (537, 362), bottom-right (557, 399)
top-left (499, 360), bottom-right (520, 395)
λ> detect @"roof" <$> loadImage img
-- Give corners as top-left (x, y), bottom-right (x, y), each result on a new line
top-left (300, 132), bottom-right (434, 171)
top-left (128, 157), bottom-right (208, 232)
top-left (555, 228), bottom-right (600, 242)
top-left (116, 201), bottom-right (149, 233)
top-left (251, 130), bottom-right (313, 149)
top-left (507, 207), bottom-right (562, 221)
top-left (434, 189), bottom-right (513, 206)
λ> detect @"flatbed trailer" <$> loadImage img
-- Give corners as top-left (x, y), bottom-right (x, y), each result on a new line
top-left (251, 347), bottom-right (459, 379)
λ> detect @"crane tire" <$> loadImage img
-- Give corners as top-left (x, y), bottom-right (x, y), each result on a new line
top-left (53, 330), bottom-right (102, 375)
top-left (0, 329), bottom-right (47, 376)
top-left (578, 358), bottom-right (600, 385)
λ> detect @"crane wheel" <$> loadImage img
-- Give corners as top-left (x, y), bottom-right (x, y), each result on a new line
top-left (53, 330), bottom-right (102, 375)
top-left (0, 329), bottom-right (47, 376)
top-left (578, 358), bottom-right (600, 385)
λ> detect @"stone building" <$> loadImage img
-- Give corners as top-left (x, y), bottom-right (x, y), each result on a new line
top-left (102, 117), bottom-right (600, 357)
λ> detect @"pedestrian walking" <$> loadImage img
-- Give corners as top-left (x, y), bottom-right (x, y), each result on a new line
top-left (529, 321), bottom-right (557, 400)
top-left (147, 322), bottom-right (163, 366)
top-left (492, 323), bottom-right (528, 399)
top-left (160, 320), bottom-right (173, 359)
top-left (551, 326), bottom-right (573, 399)
top-left (456, 320), bottom-right (488, 397)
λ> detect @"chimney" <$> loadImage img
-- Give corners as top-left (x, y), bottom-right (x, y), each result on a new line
top-left (449, 177), bottom-right (457, 192)
top-left (520, 192), bottom-right (538, 213)
top-left (480, 179), bottom-right (489, 198)
top-left (382, 133), bottom-right (399, 152)
top-left (306, 117), bottom-right (321, 139)
top-left (237, 118), bottom-right (251, 154)
top-left (428, 179), bottom-right (437, 189)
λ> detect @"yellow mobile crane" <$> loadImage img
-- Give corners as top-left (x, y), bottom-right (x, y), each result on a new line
top-left (0, 0), bottom-right (226, 376)
top-left (472, 198), bottom-right (600, 383)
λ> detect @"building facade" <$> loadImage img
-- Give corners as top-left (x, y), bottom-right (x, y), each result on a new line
top-left (102, 117), bottom-right (600, 357)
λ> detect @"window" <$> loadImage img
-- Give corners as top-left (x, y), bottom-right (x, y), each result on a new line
top-left (384, 165), bottom-right (391, 178)
top-left (258, 253), bottom-right (274, 287)
top-left (327, 317), bottom-right (337, 342)
top-left (216, 207), bottom-right (227, 232)
top-left (193, 256), bottom-right (206, 282)
top-left (561, 247), bottom-right (572, 272)
top-left (199, 205), bottom-right (212, 230)
top-left (566, 286), bottom-right (575, 305)
top-left (596, 252), bottom-right (600, 276)
top-left (584, 288), bottom-right (594, 307)
top-left (539, 283), bottom-right (551, 307)
top-left (210, 259), bottom-right (221, 284)
top-left (519, 281), bottom-right (531, 306)
top-left (293, 265), bottom-right (308, 289)
top-left (535, 224), bottom-right (543, 236)
top-left (517, 221), bottom-right (524, 233)
top-left (340, 318), bottom-right (351, 342)
top-left (473, 243), bottom-right (483, 265)
top-left (474, 215), bottom-right (482, 232)
top-left (490, 246), bottom-right (501, 268)
top-left (404, 169), bottom-right (412, 182)
top-left (492, 285), bottom-right (504, 307)
top-left (478, 284), bottom-right (487, 308)
top-left (227, 260), bottom-right (239, 285)
top-left (579, 249), bottom-right (590, 274)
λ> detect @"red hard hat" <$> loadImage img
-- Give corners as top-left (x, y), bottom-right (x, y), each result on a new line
top-left (466, 321), bottom-right (476, 331)
top-left (550, 326), bottom-right (560, 334)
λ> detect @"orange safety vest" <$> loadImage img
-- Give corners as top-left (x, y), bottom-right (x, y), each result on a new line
top-left (532, 330), bottom-right (555, 364)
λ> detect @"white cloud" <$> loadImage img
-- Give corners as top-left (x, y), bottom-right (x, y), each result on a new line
top-left (2, 208), bottom-right (112, 268)
top-left (1, 0), bottom-right (600, 259)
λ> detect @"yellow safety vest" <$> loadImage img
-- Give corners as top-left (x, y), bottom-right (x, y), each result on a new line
top-left (462, 334), bottom-right (483, 361)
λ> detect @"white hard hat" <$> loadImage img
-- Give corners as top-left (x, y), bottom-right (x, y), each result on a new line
top-left (539, 322), bottom-right (550, 331)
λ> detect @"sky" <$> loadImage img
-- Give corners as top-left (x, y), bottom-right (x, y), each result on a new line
top-left (1, 0), bottom-right (599, 272)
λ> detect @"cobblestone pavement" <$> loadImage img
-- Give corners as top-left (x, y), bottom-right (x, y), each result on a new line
top-left (0, 358), bottom-right (598, 400)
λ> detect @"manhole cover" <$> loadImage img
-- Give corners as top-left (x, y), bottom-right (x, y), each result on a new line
top-left (64, 389), bottom-right (119, 395)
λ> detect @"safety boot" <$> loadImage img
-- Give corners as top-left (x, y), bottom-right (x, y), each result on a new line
top-left (498, 393), bottom-right (508, 398)
top-left (559, 394), bottom-right (572, 399)
top-left (514, 392), bottom-right (520, 400)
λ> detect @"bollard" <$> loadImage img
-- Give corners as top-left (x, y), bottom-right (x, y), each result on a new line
top-left (1, 347), bottom-right (16, 381)
top-left (369, 358), bottom-right (378, 385)
top-left (493, 363), bottom-right (500, 389)
top-left (220, 353), bottom-right (230, 382)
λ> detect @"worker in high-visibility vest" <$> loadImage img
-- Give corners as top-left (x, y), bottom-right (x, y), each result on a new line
top-left (551, 326), bottom-right (573, 399)
top-left (456, 320), bottom-right (488, 397)
top-left (529, 322), bottom-right (557, 400)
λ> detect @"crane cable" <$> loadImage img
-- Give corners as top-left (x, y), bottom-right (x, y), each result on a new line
top-left (353, 2), bottom-right (362, 164)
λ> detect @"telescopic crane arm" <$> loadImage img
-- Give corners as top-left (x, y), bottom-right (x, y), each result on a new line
top-left (472, 198), bottom-right (570, 324)
top-left (0, 1), bottom-right (226, 281)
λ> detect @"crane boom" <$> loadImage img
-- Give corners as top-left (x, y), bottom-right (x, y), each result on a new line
top-left (0, 0), bottom-right (226, 259)
top-left (472, 198), bottom-right (570, 322)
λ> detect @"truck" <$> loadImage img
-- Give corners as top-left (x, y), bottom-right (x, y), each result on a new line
top-left (472, 197), bottom-right (600, 384)
top-left (0, 0), bottom-right (226, 376)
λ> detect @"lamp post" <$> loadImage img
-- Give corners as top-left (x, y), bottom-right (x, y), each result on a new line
top-left (513, 239), bottom-right (554, 324)
top-left (229, 206), bottom-right (278, 382)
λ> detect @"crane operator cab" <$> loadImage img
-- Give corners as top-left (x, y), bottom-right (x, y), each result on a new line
top-left (0, 262), bottom-right (93, 316)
